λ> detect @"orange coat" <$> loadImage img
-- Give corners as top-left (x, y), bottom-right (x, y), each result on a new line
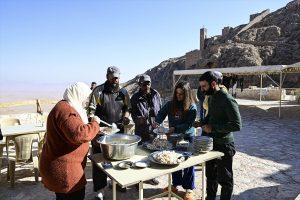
top-left (40, 100), bottom-right (100, 193)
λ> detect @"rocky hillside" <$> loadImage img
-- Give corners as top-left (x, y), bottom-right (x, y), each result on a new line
top-left (124, 57), bottom-right (185, 98)
top-left (124, 0), bottom-right (300, 96)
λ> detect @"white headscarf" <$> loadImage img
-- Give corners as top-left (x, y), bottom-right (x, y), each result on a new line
top-left (63, 82), bottom-right (91, 124)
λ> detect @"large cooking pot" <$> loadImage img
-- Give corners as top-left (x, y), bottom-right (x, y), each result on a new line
top-left (97, 134), bottom-right (141, 160)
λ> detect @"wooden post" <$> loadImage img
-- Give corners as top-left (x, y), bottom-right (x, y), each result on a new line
top-left (36, 99), bottom-right (43, 114)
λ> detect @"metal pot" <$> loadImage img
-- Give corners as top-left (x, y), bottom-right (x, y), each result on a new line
top-left (97, 134), bottom-right (141, 160)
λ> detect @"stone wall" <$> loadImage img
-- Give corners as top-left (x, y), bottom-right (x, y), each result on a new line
top-left (237, 9), bottom-right (270, 36)
top-left (232, 87), bottom-right (286, 100)
top-left (250, 9), bottom-right (270, 21)
top-left (200, 28), bottom-right (207, 56)
top-left (222, 26), bottom-right (231, 37)
top-left (185, 50), bottom-right (201, 68)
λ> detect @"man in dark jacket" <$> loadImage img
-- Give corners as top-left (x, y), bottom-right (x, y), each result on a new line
top-left (88, 66), bottom-right (131, 199)
top-left (198, 71), bottom-right (242, 200)
top-left (130, 74), bottom-right (161, 185)
top-left (131, 74), bottom-right (162, 142)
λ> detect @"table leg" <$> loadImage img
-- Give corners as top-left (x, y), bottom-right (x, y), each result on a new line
top-left (168, 173), bottom-right (172, 200)
top-left (112, 180), bottom-right (117, 200)
top-left (202, 162), bottom-right (206, 200)
top-left (139, 181), bottom-right (144, 200)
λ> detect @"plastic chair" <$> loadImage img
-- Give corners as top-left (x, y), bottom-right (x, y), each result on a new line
top-left (0, 118), bottom-right (20, 182)
top-left (37, 132), bottom-right (46, 158)
top-left (6, 133), bottom-right (39, 187)
top-left (35, 113), bottom-right (47, 157)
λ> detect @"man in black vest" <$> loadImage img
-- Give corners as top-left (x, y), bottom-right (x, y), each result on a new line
top-left (88, 66), bottom-right (131, 199)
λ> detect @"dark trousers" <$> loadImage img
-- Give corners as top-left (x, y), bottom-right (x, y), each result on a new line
top-left (135, 126), bottom-right (152, 145)
top-left (55, 187), bottom-right (85, 200)
top-left (92, 137), bottom-right (108, 192)
top-left (206, 142), bottom-right (236, 200)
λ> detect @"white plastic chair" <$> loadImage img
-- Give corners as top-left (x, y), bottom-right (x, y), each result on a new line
top-left (0, 118), bottom-right (21, 182)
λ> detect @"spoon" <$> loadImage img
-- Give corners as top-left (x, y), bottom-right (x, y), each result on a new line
top-left (111, 123), bottom-right (118, 132)
top-left (99, 119), bottom-right (118, 132)
top-left (99, 119), bottom-right (113, 127)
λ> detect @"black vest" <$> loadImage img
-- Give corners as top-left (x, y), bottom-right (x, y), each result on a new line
top-left (95, 82), bottom-right (127, 127)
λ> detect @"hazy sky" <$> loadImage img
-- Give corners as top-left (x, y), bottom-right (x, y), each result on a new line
top-left (0, 0), bottom-right (291, 86)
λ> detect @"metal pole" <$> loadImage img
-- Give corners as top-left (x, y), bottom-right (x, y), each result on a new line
top-left (202, 162), bottom-right (206, 200)
top-left (265, 74), bottom-right (279, 87)
top-left (139, 181), bottom-right (144, 200)
top-left (279, 72), bottom-right (282, 119)
top-left (260, 74), bottom-right (263, 101)
top-left (112, 180), bottom-right (116, 200)
top-left (168, 173), bottom-right (172, 200)
top-left (173, 74), bottom-right (175, 88)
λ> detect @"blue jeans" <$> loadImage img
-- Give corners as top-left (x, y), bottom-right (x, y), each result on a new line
top-left (172, 136), bottom-right (195, 189)
top-left (172, 166), bottom-right (195, 189)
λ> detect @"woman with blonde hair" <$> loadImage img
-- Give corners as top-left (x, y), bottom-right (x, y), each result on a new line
top-left (40, 82), bottom-right (100, 200)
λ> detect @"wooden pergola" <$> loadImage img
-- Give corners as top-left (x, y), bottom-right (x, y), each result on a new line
top-left (173, 62), bottom-right (300, 118)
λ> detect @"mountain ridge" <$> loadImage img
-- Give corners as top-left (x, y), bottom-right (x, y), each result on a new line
top-left (124, 0), bottom-right (300, 96)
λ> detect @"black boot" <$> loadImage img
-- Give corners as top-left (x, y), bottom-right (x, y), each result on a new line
top-left (145, 178), bottom-right (159, 185)
top-left (109, 183), bottom-right (127, 193)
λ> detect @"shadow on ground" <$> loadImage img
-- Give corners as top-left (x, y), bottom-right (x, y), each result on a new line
top-left (231, 105), bottom-right (300, 200)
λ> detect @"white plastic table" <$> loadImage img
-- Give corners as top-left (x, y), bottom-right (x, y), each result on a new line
top-left (1, 124), bottom-right (46, 137)
top-left (89, 147), bottom-right (224, 200)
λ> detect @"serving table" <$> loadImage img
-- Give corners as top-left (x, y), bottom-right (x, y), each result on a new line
top-left (89, 147), bottom-right (223, 200)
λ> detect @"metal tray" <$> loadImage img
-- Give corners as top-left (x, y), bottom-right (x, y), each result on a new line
top-left (148, 151), bottom-right (185, 166)
top-left (142, 141), bottom-right (173, 151)
top-left (153, 127), bottom-right (169, 135)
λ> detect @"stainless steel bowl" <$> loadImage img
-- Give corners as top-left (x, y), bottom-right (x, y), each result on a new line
top-left (97, 134), bottom-right (141, 160)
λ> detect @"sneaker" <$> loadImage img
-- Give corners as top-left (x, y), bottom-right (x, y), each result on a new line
top-left (95, 194), bottom-right (103, 200)
top-left (95, 189), bottom-right (105, 200)
top-left (163, 185), bottom-right (178, 193)
top-left (184, 190), bottom-right (195, 200)
top-left (145, 178), bottom-right (159, 185)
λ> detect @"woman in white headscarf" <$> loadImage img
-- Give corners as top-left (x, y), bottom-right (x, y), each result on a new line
top-left (40, 82), bottom-right (100, 200)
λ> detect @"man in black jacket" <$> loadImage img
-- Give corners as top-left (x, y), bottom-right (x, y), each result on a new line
top-left (198, 71), bottom-right (242, 200)
top-left (131, 74), bottom-right (162, 142)
top-left (88, 66), bottom-right (131, 199)
top-left (130, 74), bottom-right (161, 185)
